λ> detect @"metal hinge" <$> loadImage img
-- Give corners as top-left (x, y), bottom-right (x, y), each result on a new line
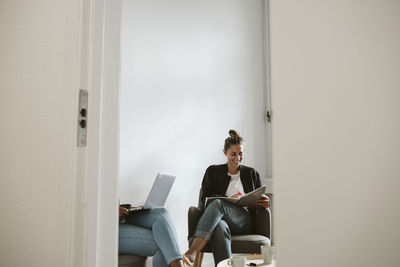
top-left (266, 109), bottom-right (272, 123)
top-left (77, 89), bottom-right (88, 147)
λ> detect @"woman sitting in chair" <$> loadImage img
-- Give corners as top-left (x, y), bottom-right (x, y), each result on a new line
top-left (183, 130), bottom-right (269, 266)
top-left (119, 206), bottom-right (186, 267)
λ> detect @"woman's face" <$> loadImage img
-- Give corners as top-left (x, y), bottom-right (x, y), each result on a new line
top-left (224, 144), bottom-right (244, 169)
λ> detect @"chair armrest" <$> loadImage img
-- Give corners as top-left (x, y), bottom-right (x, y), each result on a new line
top-left (254, 207), bottom-right (271, 239)
top-left (188, 206), bottom-right (202, 239)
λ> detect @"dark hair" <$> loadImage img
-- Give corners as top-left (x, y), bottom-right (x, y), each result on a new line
top-left (224, 130), bottom-right (244, 151)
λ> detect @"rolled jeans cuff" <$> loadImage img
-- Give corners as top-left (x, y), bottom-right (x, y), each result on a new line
top-left (194, 230), bottom-right (211, 241)
top-left (167, 255), bottom-right (183, 265)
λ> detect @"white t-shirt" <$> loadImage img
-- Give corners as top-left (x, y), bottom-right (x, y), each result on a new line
top-left (225, 171), bottom-right (245, 197)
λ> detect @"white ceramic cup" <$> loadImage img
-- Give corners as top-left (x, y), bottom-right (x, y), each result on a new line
top-left (227, 255), bottom-right (246, 267)
top-left (261, 245), bottom-right (273, 264)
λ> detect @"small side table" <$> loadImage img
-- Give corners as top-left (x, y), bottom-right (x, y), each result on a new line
top-left (217, 254), bottom-right (276, 267)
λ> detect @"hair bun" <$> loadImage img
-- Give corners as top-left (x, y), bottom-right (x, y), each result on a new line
top-left (224, 129), bottom-right (244, 150)
top-left (229, 129), bottom-right (239, 138)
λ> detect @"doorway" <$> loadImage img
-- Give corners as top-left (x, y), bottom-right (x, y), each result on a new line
top-left (92, 0), bottom-right (272, 266)
top-left (118, 0), bottom-right (272, 266)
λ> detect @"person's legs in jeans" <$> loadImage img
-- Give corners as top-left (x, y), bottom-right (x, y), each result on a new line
top-left (209, 220), bottom-right (231, 265)
top-left (184, 199), bottom-right (253, 264)
top-left (195, 199), bottom-right (253, 239)
top-left (124, 207), bottom-right (182, 265)
top-left (119, 223), bottom-right (168, 267)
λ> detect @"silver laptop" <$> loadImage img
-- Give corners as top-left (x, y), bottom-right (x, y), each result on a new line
top-left (129, 173), bottom-right (176, 211)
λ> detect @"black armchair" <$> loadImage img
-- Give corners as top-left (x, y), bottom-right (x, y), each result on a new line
top-left (187, 189), bottom-right (271, 266)
top-left (118, 255), bottom-right (147, 267)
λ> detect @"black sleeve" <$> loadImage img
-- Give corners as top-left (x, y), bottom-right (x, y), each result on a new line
top-left (254, 169), bottom-right (262, 189)
top-left (249, 168), bottom-right (264, 212)
top-left (200, 166), bottom-right (226, 206)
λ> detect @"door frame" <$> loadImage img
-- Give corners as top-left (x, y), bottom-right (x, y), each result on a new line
top-left (84, 0), bottom-right (122, 266)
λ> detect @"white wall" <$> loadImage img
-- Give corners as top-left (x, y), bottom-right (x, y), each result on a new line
top-left (270, 0), bottom-right (400, 266)
top-left (119, 0), bottom-right (269, 254)
top-left (0, 0), bottom-right (83, 266)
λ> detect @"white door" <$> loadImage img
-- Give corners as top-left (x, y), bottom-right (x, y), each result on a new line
top-left (0, 0), bottom-right (86, 266)
top-left (0, 0), bottom-right (121, 266)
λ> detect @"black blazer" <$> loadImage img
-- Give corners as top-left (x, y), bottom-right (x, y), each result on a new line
top-left (200, 163), bottom-right (262, 206)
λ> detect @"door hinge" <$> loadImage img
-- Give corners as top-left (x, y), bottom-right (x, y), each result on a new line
top-left (77, 89), bottom-right (88, 147)
top-left (266, 109), bottom-right (272, 123)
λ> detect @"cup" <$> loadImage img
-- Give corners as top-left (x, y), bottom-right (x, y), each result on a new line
top-left (227, 255), bottom-right (246, 267)
top-left (261, 245), bottom-right (274, 264)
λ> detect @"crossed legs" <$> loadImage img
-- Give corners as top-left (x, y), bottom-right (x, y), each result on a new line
top-left (119, 207), bottom-right (185, 267)
top-left (184, 199), bottom-right (253, 266)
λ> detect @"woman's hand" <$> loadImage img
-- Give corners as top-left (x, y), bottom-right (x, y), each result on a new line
top-left (254, 194), bottom-right (269, 208)
top-left (119, 206), bottom-right (129, 221)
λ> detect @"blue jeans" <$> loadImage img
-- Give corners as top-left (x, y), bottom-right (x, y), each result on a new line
top-left (119, 207), bottom-right (182, 267)
top-left (194, 199), bottom-right (253, 265)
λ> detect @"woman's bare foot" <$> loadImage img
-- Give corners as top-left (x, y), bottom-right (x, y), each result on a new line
top-left (184, 237), bottom-right (208, 265)
top-left (169, 259), bottom-right (185, 267)
top-left (184, 237), bottom-right (207, 266)
top-left (183, 253), bottom-right (195, 266)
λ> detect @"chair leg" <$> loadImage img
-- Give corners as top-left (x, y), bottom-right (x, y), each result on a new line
top-left (194, 252), bottom-right (204, 267)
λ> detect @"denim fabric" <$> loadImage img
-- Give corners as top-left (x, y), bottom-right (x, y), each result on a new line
top-left (119, 207), bottom-right (182, 267)
top-left (194, 199), bottom-right (253, 265)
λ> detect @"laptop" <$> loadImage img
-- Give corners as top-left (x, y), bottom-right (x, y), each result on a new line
top-left (127, 173), bottom-right (176, 212)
